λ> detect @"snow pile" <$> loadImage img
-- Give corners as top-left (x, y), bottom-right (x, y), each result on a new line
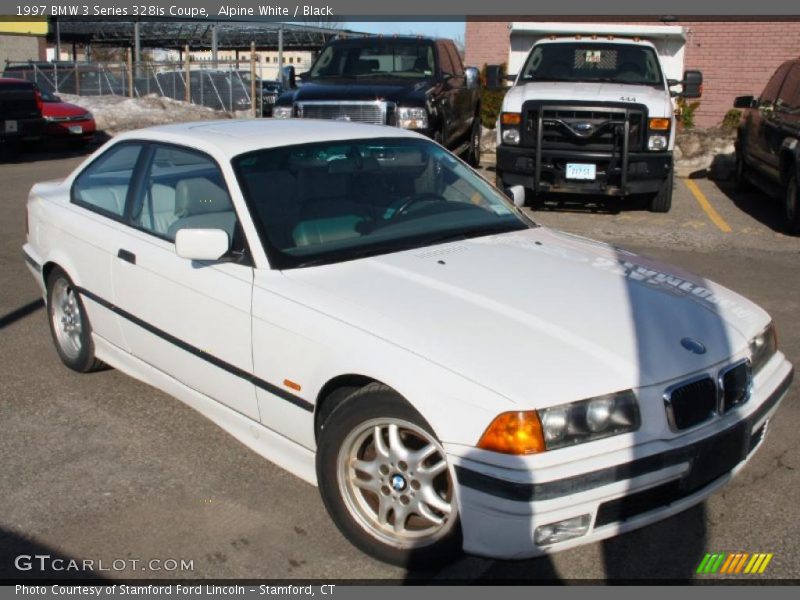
top-left (58, 94), bottom-right (250, 135)
top-left (674, 128), bottom-right (737, 179)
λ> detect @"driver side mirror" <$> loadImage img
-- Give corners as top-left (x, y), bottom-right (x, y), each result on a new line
top-left (281, 65), bottom-right (296, 90)
top-left (505, 185), bottom-right (526, 208)
top-left (679, 70), bottom-right (703, 99)
top-left (175, 228), bottom-right (230, 261)
top-left (734, 95), bottom-right (756, 109)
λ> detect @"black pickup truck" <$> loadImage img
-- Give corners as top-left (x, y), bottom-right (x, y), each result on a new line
top-left (274, 36), bottom-right (483, 166)
top-left (734, 58), bottom-right (800, 233)
top-left (0, 78), bottom-right (44, 149)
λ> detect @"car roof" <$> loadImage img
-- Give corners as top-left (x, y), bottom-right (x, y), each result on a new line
top-left (533, 37), bottom-right (657, 49)
top-left (113, 119), bottom-right (426, 159)
top-left (0, 77), bottom-right (35, 85)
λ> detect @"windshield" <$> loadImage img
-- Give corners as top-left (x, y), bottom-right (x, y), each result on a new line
top-left (520, 43), bottom-right (664, 87)
top-left (233, 138), bottom-right (531, 269)
top-left (308, 41), bottom-right (436, 79)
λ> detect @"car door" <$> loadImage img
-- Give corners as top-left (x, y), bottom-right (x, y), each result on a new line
top-left (435, 40), bottom-right (461, 148)
top-left (67, 142), bottom-right (146, 350)
top-left (774, 64), bottom-right (800, 161)
top-left (750, 61), bottom-right (792, 178)
top-left (110, 142), bottom-right (259, 420)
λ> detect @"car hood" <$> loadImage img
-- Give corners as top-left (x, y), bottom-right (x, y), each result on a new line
top-left (285, 79), bottom-right (431, 105)
top-left (503, 81), bottom-right (673, 118)
top-left (42, 101), bottom-right (90, 118)
top-left (281, 228), bottom-right (768, 407)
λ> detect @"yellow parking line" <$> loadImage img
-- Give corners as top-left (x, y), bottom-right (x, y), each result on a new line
top-left (684, 179), bottom-right (732, 233)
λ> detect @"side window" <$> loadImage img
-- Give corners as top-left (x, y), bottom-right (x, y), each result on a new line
top-left (72, 143), bottom-right (143, 218)
top-left (437, 41), bottom-right (455, 77)
top-left (761, 62), bottom-right (792, 105)
top-left (777, 64), bottom-right (800, 110)
top-left (132, 145), bottom-right (236, 243)
top-left (445, 43), bottom-right (464, 77)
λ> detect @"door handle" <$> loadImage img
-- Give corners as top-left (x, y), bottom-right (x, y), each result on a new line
top-left (117, 249), bottom-right (136, 264)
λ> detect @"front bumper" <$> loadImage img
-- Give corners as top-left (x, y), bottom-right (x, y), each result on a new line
top-left (45, 118), bottom-right (96, 139)
top-left (497, 144), bottom-right (672, 196)
top-left (449, 357), bottom-right (793, 559)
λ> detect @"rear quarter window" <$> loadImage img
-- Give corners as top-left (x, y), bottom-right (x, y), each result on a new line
top-left (72, 143), bottom-right (143, 218)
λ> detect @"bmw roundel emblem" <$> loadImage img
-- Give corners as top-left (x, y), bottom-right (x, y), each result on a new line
top-left (680, 337), bottom-right (707, 355)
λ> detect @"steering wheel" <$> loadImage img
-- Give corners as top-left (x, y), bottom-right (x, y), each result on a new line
top-left (387, 193), bottom-right (448, 219)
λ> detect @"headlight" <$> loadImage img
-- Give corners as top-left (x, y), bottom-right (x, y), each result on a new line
top-left (272, 105), bottom-right (293, 119)
top-left (538, 390), bottom-right (640, 451)
top-left (477, 390), bottom-right (640, 455)
top-left (397, 107), bottom-right (428, 129)
top-left (500, 112), bottom-right (521, 146)
top-left (749, 322), bottom-right (778, 375)
top-left (648, 135), bottom-right (668, 151)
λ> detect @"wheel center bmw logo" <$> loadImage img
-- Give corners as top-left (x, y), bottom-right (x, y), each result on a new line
top-left (390, 474), bottom-right (407, 491)
top-left (680, 337), bottom-right (707, 355)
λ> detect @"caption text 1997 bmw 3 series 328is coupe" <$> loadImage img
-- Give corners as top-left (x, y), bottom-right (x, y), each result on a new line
top-left (23, 120), bottom-right (793, 566)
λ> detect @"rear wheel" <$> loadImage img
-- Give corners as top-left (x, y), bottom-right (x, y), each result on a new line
top-left (46, 268), bottom-right (103, 372)
top-left (649, 174), bottom-right (673, 213)
top-left (316, 384), bottom-right (461, 567)
top-left (785, 172), bottom-right (800, 235)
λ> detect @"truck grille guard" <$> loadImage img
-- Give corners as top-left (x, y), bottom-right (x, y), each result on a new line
top-left (521, 100), bottom-right (648, 195)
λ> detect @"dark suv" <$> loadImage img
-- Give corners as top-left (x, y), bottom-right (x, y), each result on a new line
top-left (734, 59), bottom-right (800, 233)
top-left (0, 78), bottom-right (44, 148)
top-left (274, 36), bottom-right (483, 166)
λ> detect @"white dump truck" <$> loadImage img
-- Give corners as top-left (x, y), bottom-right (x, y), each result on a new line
top-left (491, 23), bottom-right (702, 212)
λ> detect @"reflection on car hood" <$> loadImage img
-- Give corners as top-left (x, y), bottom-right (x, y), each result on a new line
top-left (282, 228), bottom-right (769, 407)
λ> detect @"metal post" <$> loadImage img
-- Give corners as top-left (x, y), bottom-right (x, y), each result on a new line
top-left (250, 41), bottom-right (257, 118)
top-left (211, 23), bottom-right (218, 68)
top-left (185, 44), bottom-right (191, 103)
top-left (54, 19), bottom-right (61, 61)
top-left (278, 25), bottom-right (284, 75)
top-left (127, 48), bottom-right (134, 98)
top-left (134, 21), bottom-right (141, 78)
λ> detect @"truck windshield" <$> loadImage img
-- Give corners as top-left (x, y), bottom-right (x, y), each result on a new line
top-left (520, 43), bottom-right (664, 87)
top-left (233, 138), bottom-right (531, 269)
top-left (308, 41), bottom-right (436, 79)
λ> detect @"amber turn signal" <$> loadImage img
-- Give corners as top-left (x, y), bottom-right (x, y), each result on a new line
top-left (501, 112), bottom-right (522, 126)
top-left (648, 118), bottom-right (671, 130)
top-left (477, 411), bottom-right (546, 455)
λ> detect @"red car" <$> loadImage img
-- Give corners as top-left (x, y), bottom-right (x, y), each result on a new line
top-left (39, 89), bottom-right (95, 142)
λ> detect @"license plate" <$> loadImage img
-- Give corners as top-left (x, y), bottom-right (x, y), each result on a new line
top-left (566, 163), bottom-right (596, 180)
top-left (4, 120), bottom-right (18, 133)
top-left (681, 422), bottom-right (748, 492)
top-left (68, 125), bottom-right (83, 135)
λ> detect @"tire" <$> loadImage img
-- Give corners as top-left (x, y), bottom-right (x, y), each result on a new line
top-left (466, 117), bottom-right (481, 168)
top-left (649, 174), bottom-right (673, 213)
top-left (734, 149), bottom-right (751, 190)
top-left (785, 171), bottom-right (800, 235)
top-left (46, 268), bottom-right (103, 372)
top-left (316, 383), bottom-right (462, 568)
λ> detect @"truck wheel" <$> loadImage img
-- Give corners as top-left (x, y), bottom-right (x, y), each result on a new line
top-left (649, 175), bottom-right (673, 213)
top-left (466, 118), bottom-right (481, 168)
top-left (734, 150), bottom-right (751, 190)
top-left (785, 172), bottom-right (800, 235)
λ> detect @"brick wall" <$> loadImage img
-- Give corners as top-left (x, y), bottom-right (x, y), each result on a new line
top-left (466, 20), bottom-right (800, 128)
top-left (0, 34), bottom-right (43, 69)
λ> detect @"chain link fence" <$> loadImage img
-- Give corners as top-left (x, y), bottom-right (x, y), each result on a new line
top-left (3, 60), bottom-right (311, 114)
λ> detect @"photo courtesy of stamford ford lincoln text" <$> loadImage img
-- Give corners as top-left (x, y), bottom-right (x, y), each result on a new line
top-left (1, 0), bottom-right (799, 593)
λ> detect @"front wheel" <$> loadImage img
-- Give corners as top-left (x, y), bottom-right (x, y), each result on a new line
top-left (785, 172), bottom-right (800, 235)
top-left (649, 174), bottom-right (673, 213)
top-left (316, 384), bottom-right (461, 567)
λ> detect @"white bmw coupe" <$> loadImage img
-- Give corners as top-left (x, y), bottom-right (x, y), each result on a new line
top-left (23, 120), bottom-right (792, 566)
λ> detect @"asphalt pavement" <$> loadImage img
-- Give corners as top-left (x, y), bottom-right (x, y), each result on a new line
top-left (1, 146), bottom-right (798, 582)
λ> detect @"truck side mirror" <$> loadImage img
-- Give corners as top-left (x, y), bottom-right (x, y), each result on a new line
top-left (281, 65), bottom-right (296, 90)
top-left (680, 70), bottom-right (703, 98)
top-left (485, 65), bottom-right (503, 90)
top-left (734, 95), bottom-right (756, 109)
top-left (506, 185), bottom-right (526, 208)
top-left (465, 67), bottom-right (480, 90)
